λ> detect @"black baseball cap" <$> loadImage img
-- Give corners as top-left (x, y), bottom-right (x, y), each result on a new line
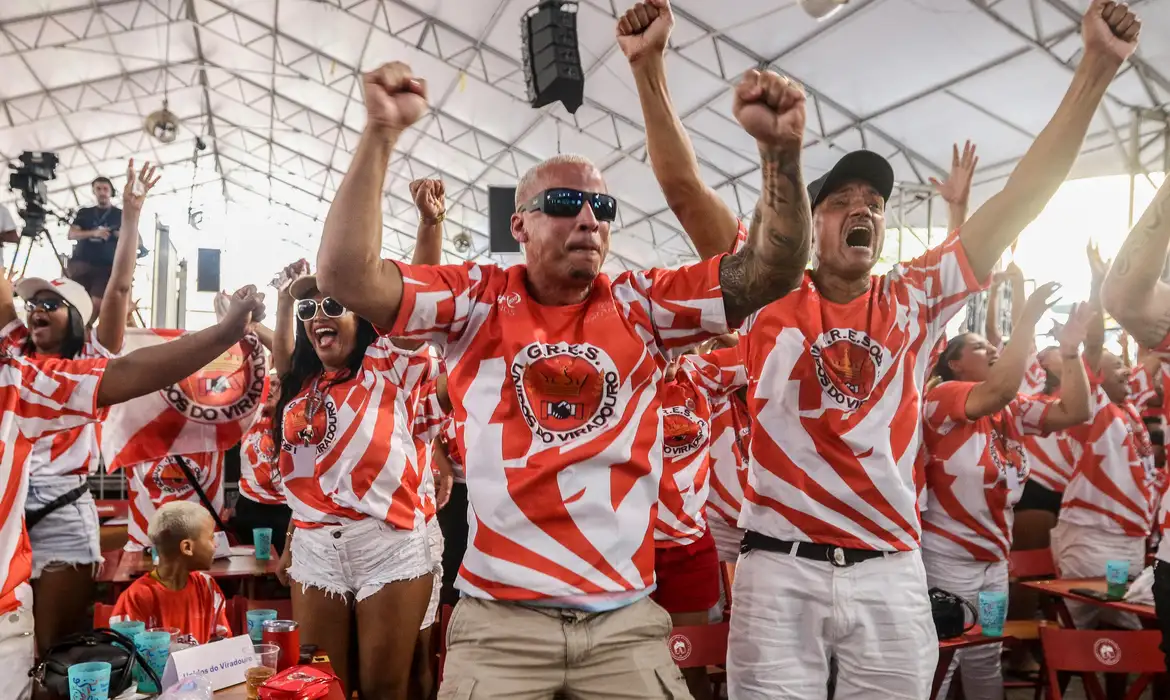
top-left (806, 150), bottom-right (894, 210)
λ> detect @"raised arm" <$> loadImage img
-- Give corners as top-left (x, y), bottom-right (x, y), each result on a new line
top-left (618, 0), bottom-right (738, 259)
top-left (1102, 177), bottom-right (1170, 347)
top-left (930, 141), bottom-right (979, 234)
top-left (410, 179), bottom-right (445, 266)
top-left (1085, 243), bottom-right (1108, 372)
top-left (958, 0), bottom-right (1139, 279)
top-left (98, 286), bottom-right (265, 407)
top-left (1040, 302), bottom-right (1093, 431)
top-left (271, 260), bottom-right (307, 375)
top-left (964, 282), bottom-right (1062, 419)
top-left (316, 62), bottom-right (429, 328)
top-left (97, 160), bottom-right (159, 352)
top-left (718, 70), bottom-right (812, 327)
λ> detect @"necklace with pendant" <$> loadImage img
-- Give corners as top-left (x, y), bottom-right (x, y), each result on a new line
top-left (298, 375), bottom-right (325, 445)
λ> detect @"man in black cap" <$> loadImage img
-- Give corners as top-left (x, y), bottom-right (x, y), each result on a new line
top-left (619, 0), bottom-right (1140, 696)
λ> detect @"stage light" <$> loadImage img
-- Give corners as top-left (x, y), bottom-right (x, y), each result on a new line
top-left (799, 0), bottom-right (849, 20)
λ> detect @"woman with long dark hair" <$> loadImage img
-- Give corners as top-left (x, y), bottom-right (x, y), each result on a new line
top-left (11, 161), bottom-right (157, 654)
top-left (920, 283), bottom-right (1092, 699)
top-left (272, 269), bottom-right (435, 700)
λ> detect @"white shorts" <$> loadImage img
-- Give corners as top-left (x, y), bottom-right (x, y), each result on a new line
top-left (708, 515), bottom-right (744, 563)
top-left (25, 476), bottom-right (102, 578)
top-left (727, 546), bottom-right (937, 700)
top-left (0, 584), bottom-right (34, 700)
top-left (289, 518), bottom-right (431, 602)
top-left (422, 518), bottom-right (445, 630)
top-left (1051, 519), bottom-right (1146, 630)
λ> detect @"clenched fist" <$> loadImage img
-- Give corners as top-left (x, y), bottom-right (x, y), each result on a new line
top-left (617, 0), bottom-right (673, 64)
top-left (732, 69), bottom-right (806, 152)
top-left (410, 179), bottom-right (446, 221)
top-left (1082, 0), bottom-right (1140, 64)
top-left (362, 62), bottom-right (428, 133)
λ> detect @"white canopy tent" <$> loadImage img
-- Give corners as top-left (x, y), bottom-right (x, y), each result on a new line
top-left (0, 0), bottom-right (1167, 286)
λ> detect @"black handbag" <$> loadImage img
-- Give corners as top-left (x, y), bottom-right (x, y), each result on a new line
top-left (929, 587), bottom-right (978, 640)
top-left (31, 628), bottom-right (162, 698)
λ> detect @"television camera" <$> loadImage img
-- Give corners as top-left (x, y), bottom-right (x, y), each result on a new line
top-left (7, 151), bottom-right (70, 277)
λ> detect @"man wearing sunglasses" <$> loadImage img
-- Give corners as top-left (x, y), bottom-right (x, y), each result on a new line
top-left (317, 58), bottom-right (809, 698)
top-left (619, 1), bottom-right (1140, 698)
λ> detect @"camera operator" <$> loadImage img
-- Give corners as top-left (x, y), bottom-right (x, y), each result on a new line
top-left (66, 175), bottom-right (123, 317)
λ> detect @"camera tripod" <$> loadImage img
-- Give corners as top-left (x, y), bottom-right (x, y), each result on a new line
top-left (6, 228), bottom-right (66, 282)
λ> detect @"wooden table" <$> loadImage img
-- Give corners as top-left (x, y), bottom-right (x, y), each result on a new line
top-left (98, 546), bottom-right (281, 597)
top-left (1021, 578), bottom-right (1156, 621)
top-left (213, 660), bottom-right (344, 699)
top-left (933, 626), bottom-right (1007, 700)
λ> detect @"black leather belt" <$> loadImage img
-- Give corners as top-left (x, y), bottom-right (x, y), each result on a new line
top-left (741, 530), bottom-right (890, 568)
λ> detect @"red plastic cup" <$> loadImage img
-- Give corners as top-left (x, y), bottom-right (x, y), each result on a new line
top-left (261, 620), bottom-right (300, 672)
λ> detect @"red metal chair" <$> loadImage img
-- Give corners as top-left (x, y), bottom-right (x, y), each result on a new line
top-left (227, 596), bottom-right (294, 638)
top-left (1038, 622), bottom-right (1164, 700)
top-left (1008, 548), bottom-right (1056, 581)
top-left (669, 622), bottom-right (730, 697)
top-left (93, 602), bottom-right (116, 629)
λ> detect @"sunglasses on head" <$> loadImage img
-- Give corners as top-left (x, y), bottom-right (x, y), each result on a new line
top-left (25, 298), bottom-right (66, 314)
top-left (296, 297), bottom-right (347, 322)
top-left (519, 188), bottom-right (618, 222)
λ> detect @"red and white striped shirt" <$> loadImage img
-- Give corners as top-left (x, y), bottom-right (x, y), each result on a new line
top-left (411, 369), bottom-right (447, 523)
top-left (126, 452), bottom-right (224, 550)
top-left (0, 322), bottom-right (107, 614)
top-left (737, 235), bottom-right (985, 551)
top-left (655, 369), bottom-right (714, 547)
top-left (920, 381), bottom-right (1054, 561)
top-left (9, 325), bottom-right (114, 478)
top-left (239, 414), bottom-right (283, 505)
top-left (1061, 381), bottom-right (1157, 537)
top-left (440, 417), bottom-right (465, 484)
top-left (277, 337), bottom-right (434, 530)
top-left (387, 257), bottom-right (727, 604)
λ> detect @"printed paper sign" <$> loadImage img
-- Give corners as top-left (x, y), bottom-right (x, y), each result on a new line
top-left (161, 634), bottom-right (257, 691)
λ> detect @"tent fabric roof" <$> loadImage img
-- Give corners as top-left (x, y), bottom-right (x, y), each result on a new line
top-left (1, 0), bottom-right (1167, 273)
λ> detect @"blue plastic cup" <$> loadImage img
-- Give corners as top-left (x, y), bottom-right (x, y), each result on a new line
top-left (110, 619), bottom-right (145, 640)
top-left (977, 591), bottom-right (1008, 637)
top-left (253, 528), bottom-right (273, 560)
top-left (68, 661), bottom-right (111, 700)
top-left (247, 609), bottom-right (279, 643)
top-left (1106, 559), bottom-right (1130, 597)
top-left (133, 630), bottom-right (172, 693)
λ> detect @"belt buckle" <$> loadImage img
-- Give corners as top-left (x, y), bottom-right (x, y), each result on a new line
top-left (830, 547), bottom-right (848, 568)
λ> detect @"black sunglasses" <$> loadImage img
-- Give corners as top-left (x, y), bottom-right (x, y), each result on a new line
top-left (25, 298), bottom-right (66, 314)
top-left (519, 188), bottom-right (618, 222)
top-left (296, 297), bottom-right (346, 322)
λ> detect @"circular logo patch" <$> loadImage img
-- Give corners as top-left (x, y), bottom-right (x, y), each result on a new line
top-left (149, 456), bottom-right (205, 497)
top-left (668, 634), bottom-right (692, 662)
top-left (662, 405), bottom-right (708, 460)
top-left (809, 329), bottom-right (886, 411)
top-left (163, 335), bottom-right (268, 424)
top-left (280, 395), bottom-right (338, 456)
top-left (511, 342), bottom-right (619, 445)
top-left (1093, 637), bottom-right (1121, 666)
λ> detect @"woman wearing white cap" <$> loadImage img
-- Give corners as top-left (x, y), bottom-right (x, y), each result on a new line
top-left (11, 160), bottom-right (158, 654)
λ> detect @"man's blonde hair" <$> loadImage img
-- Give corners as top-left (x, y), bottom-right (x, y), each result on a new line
top-left (514, 154), bottom-right (598, 208)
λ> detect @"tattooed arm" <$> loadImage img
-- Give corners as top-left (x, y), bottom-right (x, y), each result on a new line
top-left (1102, 178), bottom-right (1170, 348)
top-left (717, 69), bottom-right (811, 328)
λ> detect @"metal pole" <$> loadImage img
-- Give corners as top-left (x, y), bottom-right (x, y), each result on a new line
top-left (1128, 110), bottom-right (1141, 228)
top-left (897, 187), bottom-right (905, 261)
top-left (152, 219), bottom-right (172, 329)
top-left (177, 259), bottom-right (188, 329)
top-left (926, 194), bottom-right (934, 248)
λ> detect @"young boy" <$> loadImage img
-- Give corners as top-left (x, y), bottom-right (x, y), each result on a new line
top-left (112, 501), bottom-right (231, 644)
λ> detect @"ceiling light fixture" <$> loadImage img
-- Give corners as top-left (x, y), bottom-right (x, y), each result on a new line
top-left (799, 0), bottom-right (850, 20)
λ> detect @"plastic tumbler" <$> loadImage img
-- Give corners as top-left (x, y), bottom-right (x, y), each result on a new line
top-left (68, 661), bottom-right (111, 700)
top-left (253, 643), bottom-right (281, 670)
top-left (261, 620), bottom-right (300, 672)
top-left (1106, 559), bottom-right (1130, 598)
top-left (977, 591), bottom-right (1008, 637)
top-left (133, 630), bottom-right (172, 694)
top-left (110, 619), bottom-right (145, 641)
top-left (247, 609), bottom-right (279, 643)
top-left (253, 528), bottom-right (273, 560)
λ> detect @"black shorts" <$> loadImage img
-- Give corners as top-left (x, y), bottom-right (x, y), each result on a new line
top-left (66, 258), bottom-right (111, 299)
top-left (437, 481), bottom-right (468, 607)
top-left (1015, 480), bottom-right (1062, 516)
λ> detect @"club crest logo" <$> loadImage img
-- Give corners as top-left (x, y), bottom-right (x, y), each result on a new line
top-left (163, 335), bottom-right (268, 424)
top-left (662, 405), bottom-right (709, 459)
top-left (150, 456), bottom-right (206, 496)
top-left (243, 429), bottom-right (282, 489)
top-left (280, 395), bottom-right (338, 456)
top-left (989, 427), bottom-right (1028, 488)
top-left (1093, 637), bottom-right (1121, 666)
top-left (511, 342), bottom-right (620, 444)
top-left (809, 329), bottom-right (887, 411)
top-left (668, 634), bottom-right (692, 662)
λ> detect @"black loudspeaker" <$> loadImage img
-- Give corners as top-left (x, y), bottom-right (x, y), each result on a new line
top-left (521, 1), bottom-right (584, 114)
top-left (489, 186), bottom-right (520, 254)
top-left (196, 248), bottom-right (221, 293)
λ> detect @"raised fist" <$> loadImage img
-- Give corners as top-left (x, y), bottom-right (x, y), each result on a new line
top-left (362, 62), bottom-right (428, 133)
top-left (409, 179), bottom-right (446, 221)
top-left (616, 0), bottom-right (673, 64)
top-left (219, 285), bottom-right (266, 340)
top-left (732, 69), bottom-right (806, 151)
top-left (1082, 0), bottom-right (1140, 64)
